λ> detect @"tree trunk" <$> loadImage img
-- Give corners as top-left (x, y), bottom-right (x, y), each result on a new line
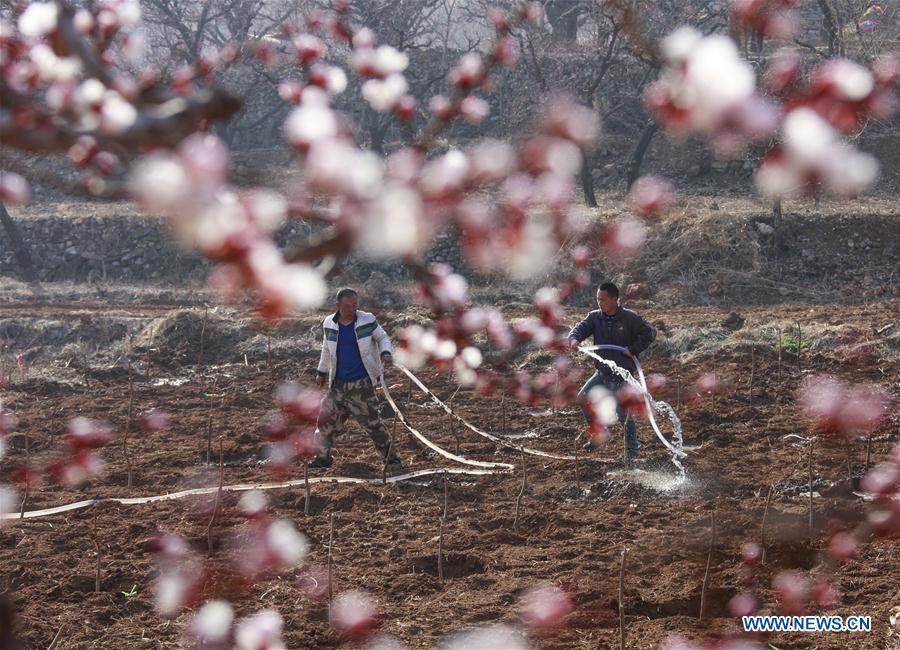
top-left (626, 122), bottom-right (659, 189)
top-left (580, 151), bottom-right (598, 207)
top-left (0, 202), bottom-right (38, 283)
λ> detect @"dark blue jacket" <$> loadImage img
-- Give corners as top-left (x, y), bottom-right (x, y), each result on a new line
top-left (568, 308), bottom-right (656, 373)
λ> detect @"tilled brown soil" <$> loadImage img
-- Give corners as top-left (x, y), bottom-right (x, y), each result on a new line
top-left (1, 300), bottom-right (898, 649)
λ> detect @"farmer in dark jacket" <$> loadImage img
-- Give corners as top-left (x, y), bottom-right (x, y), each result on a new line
top-left (567, 282), bottom-right (656, 461)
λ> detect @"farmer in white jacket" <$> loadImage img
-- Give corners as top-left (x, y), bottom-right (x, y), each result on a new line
top-left (310, 287), bottom-right (402, 471)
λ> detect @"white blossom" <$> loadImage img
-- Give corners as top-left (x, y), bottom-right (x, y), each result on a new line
top-left (18, 2), bottom-right (58, 38)
top-left (191, 600), bottom-right (234, 644)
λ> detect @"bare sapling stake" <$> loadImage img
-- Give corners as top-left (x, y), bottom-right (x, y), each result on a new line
top-left (266, 329), bottom-right (272, 374)
top-left (450, 410), bottom-right (460, 454)
top-left (327, 513), bottom-right (335, 604)
top-left (124, 353), bottom-right (134, 487)
top-left (82, 349), bottom-right (90, 389)
top-left (206, 438), bottom-right (224, 554)
top-left (865, 435), bottom-right (872, 472)
top-left (776, 326), bottom-right (783, 386)
top-left (197, 305), bottom-right (208, 393)
top-left (19, 430), bottom-right (30, 518)
top-left (501, 394), bottom-right (508, 436)
top-left (699, 507), bottom-right (717, 620)
top-left (760, 485), bottom-right (774, 564)
top-left (795, 322), bottom-right (802, 374)
top-left (304, 462), bottom-right (311, 516)
top-left (205, 395), bottom-right (214, 466)
top-left (513, 450), bottom-right (526, 534)
top-left (92, 505), bottom-right (102, 592)
top-left (619, 547), bottom-right (627, 650)
top-left (383, 412), bottom-right (398, 485)
top-left (438, 473), bottom-right (448, 585)
top-left (808, 437), bottom-right (814, 538)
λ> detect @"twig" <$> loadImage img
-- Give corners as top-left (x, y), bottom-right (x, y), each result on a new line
top-left (699, 508), bottom-right (717, 620)
top-left (760, 485), bottom-right (774, 565)
top-left (46, 623), bottom-right (64, 650)
top-left (619, 547), bottom-right (627, 650)
top-left (501, 394), bottom-right (508, 435)
top-left (513, 450), bottom-right (526, 534)
top-left (796, 321), bottom-right (802, 374)
top-left (206, 438), bottom-right (224, 554)
top-left (865, 435), bottom-right (872, 472)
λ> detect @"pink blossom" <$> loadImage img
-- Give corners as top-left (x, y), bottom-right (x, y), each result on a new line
top-left (64, 417), bottom-right (115, 449)
top-left (235, 609), bottom-right (284, 650)
top-left (49, 449), bottom-right (107, 487)
top-left (599, 218), bottom-right (646, 265)
top-left (773, 569), bottom-right (809, 614)
top-left (459, 96), bottom-right (489, 124)
top-left (727, 592), bottom-right (759, 617)
top-left (0, 172), bottom-right (31, 205)
top-left (330, 590), bottom-right (379, 639)
top-left (296, 564), bottom-right (331, 602)
top-left (519, 582), bottom-right (574, 629)
top-left (362, 74), bottom-right (408, 112)
top-left (628, 176), bottom-right (676, 219)
top-left (449, 53), bottom-right (485, 89)
top-left (293, 34), bottom-right (326, 64)
top-left (811, 578), bottom-right (840, 608)
top-left (139, 409), bottom-right (171, 433)
top-left (191, 600), bottom-right (234, 646)
top-left (861, 463), bottom-right (898, 497)
top-left (539, 97), bottom-right (600, 148)
top-left (741, 542), bottom-right (763, 566)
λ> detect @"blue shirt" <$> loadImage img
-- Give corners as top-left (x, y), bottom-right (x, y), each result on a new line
top-left (336, 320), bottom-right (368, 382)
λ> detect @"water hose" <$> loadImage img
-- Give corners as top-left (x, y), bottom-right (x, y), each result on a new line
top-left (578, 345), bottom-right (686, 473)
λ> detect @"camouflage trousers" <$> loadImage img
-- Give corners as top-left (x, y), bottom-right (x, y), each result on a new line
top-left (314, 377), bottom-right (400, 463)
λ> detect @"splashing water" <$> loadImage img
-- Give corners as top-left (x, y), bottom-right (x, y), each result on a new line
top-left (579, 346), bottom-right (687, 479)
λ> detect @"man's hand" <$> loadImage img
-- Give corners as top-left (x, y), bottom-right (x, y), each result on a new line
top-left (623, 349), bottom-right (633, 358)
top-left (315, 374), bottom-right (325, 388)
top-left (381, 352), bottom-right (394, 367)
top-left (567, 338), bottom-right (580, 351)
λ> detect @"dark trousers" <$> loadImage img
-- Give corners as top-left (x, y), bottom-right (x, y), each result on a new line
top-left (578, 371), bottom-right (640, 457)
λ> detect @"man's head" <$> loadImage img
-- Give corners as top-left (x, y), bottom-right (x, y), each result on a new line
top-left (335, 287), bottom-right (359, 321)
top-left (597, 282), bottom-right (620, 315)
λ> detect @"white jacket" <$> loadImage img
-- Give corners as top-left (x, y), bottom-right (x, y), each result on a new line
top-left (317, 310), bottom-right (392, 386)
